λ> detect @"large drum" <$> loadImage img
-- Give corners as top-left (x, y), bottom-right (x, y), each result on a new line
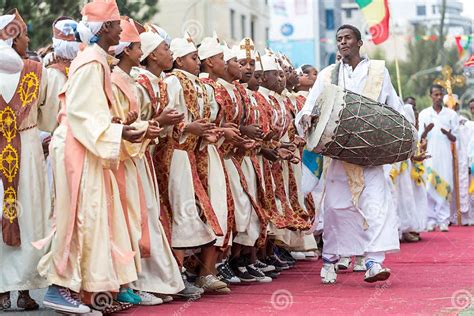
top-left (306, 84), bottom-right (417, 166)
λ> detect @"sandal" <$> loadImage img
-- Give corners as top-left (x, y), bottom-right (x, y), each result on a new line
top-left (0, 292), bottom-right (11, 310)
top-left (17, 290), bottom-right (39, 310)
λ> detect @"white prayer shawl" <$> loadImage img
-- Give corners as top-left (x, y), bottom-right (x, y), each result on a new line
top-left (450, 115), bottom-right (473, 224)
top-left (295, 58), bottom-right (402, 256)
top-left (418, 106), bottom-right (459, 205)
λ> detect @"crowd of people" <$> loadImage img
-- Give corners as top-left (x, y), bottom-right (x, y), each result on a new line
top-left (0, 0), bottom-right (473, 314)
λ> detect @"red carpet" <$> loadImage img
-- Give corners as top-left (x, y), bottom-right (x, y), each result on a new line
top-left (127, 226), bottom-right (474, 315)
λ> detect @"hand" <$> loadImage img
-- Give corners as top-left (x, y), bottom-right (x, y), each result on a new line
top-left (281, 142), bottom-right (297, 152)
top-left (202, 129), bottom-right (223, 143)
top-left (222, 127), bottom-right (245, 144)
top-left (300, 114), bottom-right (319, 133)
top-left (276, 147), bottom-right (294, 160)
top-left (240, 124), bottom-right (264, 141)
top-left (123, 111), bottom-right (138, 125)
top-left (290, 155), bottom-right (301, 164)
top-left (294, 135), bottom-right (306, 148)
top-left (440, 128), bottom-right (456, 142)
top-left (420, 138), bottom-right (427, 152)
top-left (424, 123), bottom-right (434, 133)
top-left (221, 122), bottom-right (239, 129)
top-left (155, 107), bottom-right (184, 126)
top-left (236, 138), bottom-right (256, 150)
top-left (122, 125), bottom-right (146, 143)
top-left (184, 119), bottom-right (215, 136)
top-left (42, 135), bottom-right (51, 156)
top-left (411, 152), bottom-right (431, 162)
top-left (261, 148), bottom-right (279, 162)
top-left (144, 120), bottom-right (163, 139)
top-left (111, 116), bottom-right (122, 124)
top-left (263, 130), bottom-right (275, 141)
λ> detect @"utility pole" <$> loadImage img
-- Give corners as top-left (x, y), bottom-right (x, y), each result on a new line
top-left (438, 0), bottom-right (447, 65)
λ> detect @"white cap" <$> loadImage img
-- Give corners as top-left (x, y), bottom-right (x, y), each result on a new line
top-left (170, 32), bottom-right (197, 61)
top-left (235, 37), bottom-right (256, 61)
top-left (278, 52), bottom-right (292, 68)
top-left (198, 31), bottom-right (222, 60)
top-left (139, 31), bottom-right (165, 62)
top-left (260, 50), bottom-right (282, 71)
top-left (223, 41), bottom-right (237, 62)
top-left (443, 93), bottom-right (459, 105)
top-left (145, 23), bottom-right (171, 45)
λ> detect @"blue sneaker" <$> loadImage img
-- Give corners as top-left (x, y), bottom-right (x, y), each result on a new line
top-left (43, 285), bottom-right (91, 314)
top-left (117, 288), bottom-right (142, 304)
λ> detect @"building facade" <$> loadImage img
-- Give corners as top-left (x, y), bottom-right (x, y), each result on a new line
top-left (151, 0), bottom-right (271, 50)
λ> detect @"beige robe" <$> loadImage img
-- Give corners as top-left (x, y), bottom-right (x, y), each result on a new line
top-left (121, 67), bottom-right (184, 294)
top-left (42, 45), bottom-right (137, 293)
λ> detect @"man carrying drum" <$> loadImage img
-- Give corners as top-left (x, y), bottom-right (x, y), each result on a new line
top-left (295, 24), bottom-right (405, 284)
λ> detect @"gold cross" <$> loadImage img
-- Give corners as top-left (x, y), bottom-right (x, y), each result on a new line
top-left (433, 65), bottom-right (466, 108)
top-left (240, 38), bottom-right (254, 62)
top-left (256, 52), bottom-right (264, 71)
top-left (186, 32), bottom-right (195, 44)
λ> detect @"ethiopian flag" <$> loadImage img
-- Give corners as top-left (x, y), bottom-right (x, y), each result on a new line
top-left (355, 0), bottom-right (390, 44)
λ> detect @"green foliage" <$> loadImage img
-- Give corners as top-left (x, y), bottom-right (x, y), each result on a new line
top-left (383, 29), bottom-right (467, 110)
top-left (0, 0), bottom-right (159, 50)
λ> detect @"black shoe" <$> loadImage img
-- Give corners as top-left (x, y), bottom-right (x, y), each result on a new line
top-left (265, 255), bottom-right (289, 270)
top-left (255, 259), bottom-right (276, 273)
top-left (264, 271), bottom-right (280, 279)
top-left (246, 264), bottom-right (272, 283)
top-left (233, 266), bottom-right (257, 282)
top-left (276, 248), bottom-right (296, 266)
top-left (217, 261), bottom-right (241, 284)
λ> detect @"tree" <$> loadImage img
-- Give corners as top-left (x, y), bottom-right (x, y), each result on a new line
top-left (384, 28), bottom-right (467, 110)
top-left (0, 0), bottom-right (159, 49)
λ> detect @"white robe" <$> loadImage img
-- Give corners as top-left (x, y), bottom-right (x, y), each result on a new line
top-left (449, 114), bottom-right (472, 225)
top-left (295, 58), bottom-right (402, 257)
top-left (418, 106), bottom-right (459, 225)
top-left (0, 59), bottom-right (55, 292)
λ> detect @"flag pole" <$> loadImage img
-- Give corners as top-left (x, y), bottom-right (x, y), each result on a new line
top-left (388, 0), bottom-right (403, 99)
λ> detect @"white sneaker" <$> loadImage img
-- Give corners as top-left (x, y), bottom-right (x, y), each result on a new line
top-left (290, 251), bottom-right (306, 260)
top-left (353, 256), bottom-right (366, 272)
top-left (137, 291), bottom-right (163, 306)
top-left (426, 223), bottom-right (436, 232)
top-left (336, 257), bottom-right (351, 271)
top-left (364, 262), bottom-right (391, 283)
top-left (303, 251), bottom-right (317, 258)
top-left (439, 223), bottom-right (449, 232)
top-left (320, 263), bottom-right (337, 284)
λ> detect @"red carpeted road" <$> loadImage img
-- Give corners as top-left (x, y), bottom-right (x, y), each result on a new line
top-left (126, 226), bottom-right (474, 315)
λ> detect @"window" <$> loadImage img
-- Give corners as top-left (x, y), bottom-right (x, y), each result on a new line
top-left (325, 9), bottom-right (334, 30)
top-left (241, 14), bottom-right (246, 37)
top-left (432, 5), bottom-right (436, 14)
top-left (265, 27), bottom-right (269, 44)
top-left (416, 5), bottom-right (426, 16)
top-left (251, 16), bottom-right (256, 40)
top-left (230, 9), bottom-right (235, 39)
top-left (346, 9), bottom-right (352, 19)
